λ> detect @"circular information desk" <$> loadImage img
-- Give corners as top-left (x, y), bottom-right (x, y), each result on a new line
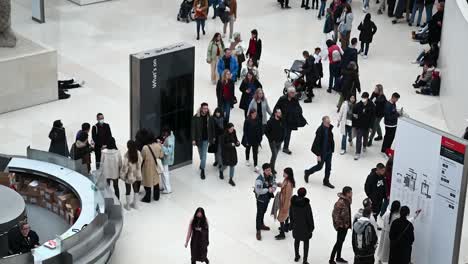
top-left (0, 157), bottom-right (123, 264)
top-left (0, 185), bottom-right (26, 232)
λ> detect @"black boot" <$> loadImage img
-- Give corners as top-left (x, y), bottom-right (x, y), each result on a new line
top-left (201, 169), bottom-right (206, 180)
top-left (141, 187), bottom-right (151, 203)
top-left (275, 231), bottom-right (286, 240)
top-left (153, 184), bottom-right (160, 201)
top-left (219, 170), bottom-right (224, 180)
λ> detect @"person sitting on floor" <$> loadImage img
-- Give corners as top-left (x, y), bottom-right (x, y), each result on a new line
top-left (412, 63), bottom-right (434, 89)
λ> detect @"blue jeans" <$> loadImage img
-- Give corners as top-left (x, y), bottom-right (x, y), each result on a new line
top-left (196, 19), bottom-right (206, 37)
top-left (223, 101), bottom-right (231, 123)
top-left (410, 4), bottom-right (424, 25)
top-left (283, 126), bottom-right (292, 150)
top-left (305, 152), bottom-right (332, 183)
top-left (221, 165), bottom-right (235, 179)
top-left (319, 1), bottom-right (326, 17)
top-left (425, 4), bottom-right (433, 23)
top-left (197, 140), bottom-right (209, 170)
top-left (341, 125), bottom-right (352, 151)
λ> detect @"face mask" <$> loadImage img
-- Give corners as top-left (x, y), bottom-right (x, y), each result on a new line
top-left (98, 119), bottom-right (104, 124)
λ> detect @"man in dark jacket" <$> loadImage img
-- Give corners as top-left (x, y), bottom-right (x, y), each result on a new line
top-left (264, 108), bottom-right (285, 174)
top-left (381, 92), bottom-right (400, 156)
top-left (92, 113), bottom-right (112, 169)
top-left (341, 38), bottom-right (359, 71)
top-left (352, 208), bottom-right (378, 264)
top-left (364, 163), bottom-right (386, 221)
top-left (427, 1), bottom-right (444, 45)
top-left (301, 50), bottom-right (317, 103)
top-left (330, 186), bottom-right (353, 264)
top-left (304, 116), bottom-right (335, 189)
top-left (192, 103), bottom-right (212, 179)
top-left (254, 163), bottom-right (277, 241)
top-left (368, 85), bottom-right (386, 146)
top-left (337, 61), bottom-right (361, 110)
top-left (274, 87), bottom-right (307, 155)
top-left (48, 120), bottom-right (70, 157)
top-left (352, 92), bottom-right (375, 160)
top-left (246, 29), bottom-right (262, 66)
top-left (290, 187), bottom-right (315, 264)
top-left (9, 222), bottom-right (40, 254)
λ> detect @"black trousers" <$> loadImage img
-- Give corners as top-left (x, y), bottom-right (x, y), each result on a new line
top-left (330, 228), bottom-right (348, 260)
top-left (360, 42), bottom-right (370, 56)
top-left (106, 179), bottom-right (120, 199)
top-left (58, 79), bottom-right (80, 90)
top-left (125, 181), bottom-right (140, 195)
top-left (312, 0), bottom-right (318, 8)
top-left (256, 200), bottom-right (269, 231)
top-left (354, 255), bottom-right (375, 264)
top-left (305, 77), bottom-right (316, 99)
top-left (381, 126), bottom-right (397, 153)
top-left (95, 147), bottom-right (102, 169)
top-left (302, 0), bottom-right (309, 7)
top-left (245, 145), bottom-right (259, 166)
top-left (294, 239), bottom-right (310, 262)
top-left (279, 0), bottom-right (289, 7)
top-left (388, 0), bottom-right (396, 16)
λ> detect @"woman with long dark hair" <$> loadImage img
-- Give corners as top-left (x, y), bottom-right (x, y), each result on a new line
top-left (220, 123), bottom-right (240, 186)
top-left (120, 140), bottom-right (142, 210)
top-left (101, 137), bottom-right (122, 200)
top-left (275, 167), bottom-right (296, 240)
top-left (239, 71), bottom-right (263, 117)
top-left (389, 206), bottom-right (415, 264)
top-left (210, 108), bottom-right (224, 172)
top-left (242, 109), bottom-right (263, 173)
top-left (357, 13), bottom-right (377, 58)
top-left (377, 200), bottom-right (401, 262)
top-left (185, 207), bottom-right (210, 264)
top-left (48, 120), bottom-right (69, 157)
top-left (207, 33), bottom-right (225, 84)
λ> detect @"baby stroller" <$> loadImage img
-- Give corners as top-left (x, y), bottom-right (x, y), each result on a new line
top-left (283, 60), bottom-right (306, 100)
top-left (177, 0), bottom-right (195, 23)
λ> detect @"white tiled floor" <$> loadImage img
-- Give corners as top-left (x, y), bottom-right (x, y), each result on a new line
top-left (4, 0), bottom-right (467, 263)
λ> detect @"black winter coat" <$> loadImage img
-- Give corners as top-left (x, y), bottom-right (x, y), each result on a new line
top-left (352, 101), bottom-right (376, 129)
top-left (246, 38), bottom-right (262, 62)
top-left (302, 56), bottom-right (317, 80)
top-left (242, 118), bottom-right (263, 147)
top-left (341, 47), bottom-right (358, 71)
top-left (370, 92), bottom-right (387, 118)
top-left (311, 124), bottom-right (335, 156)
top-left (290, 195), bottom-right (314, 241)
top-left (341, 69), bottom-right (361, 101)
top-left (358, 21), bottom-right (377, 43)
top-left (264, 117), bottom-right (284, 143)
top-left (92, 123), bottom-right (112, 148)
top-left (216, 80), bottom-right (236, 107)
top-left (274, 96), bottom-right (307, 130)
top-left (389, 218), bottom-right (414, 264)
top-left (222, 130), bottom-right (239, 166)
top-left (239, 79), bottom-right (262, 110)
top-left (364, 168), bottom-right (386, 210)
top-left (48, 127), bottom-right (70, 157)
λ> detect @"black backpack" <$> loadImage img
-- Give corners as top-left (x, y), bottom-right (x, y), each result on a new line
top-left (352, 222), bottom-right (377, 255)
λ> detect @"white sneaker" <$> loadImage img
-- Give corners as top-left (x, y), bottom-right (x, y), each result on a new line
top-left (245, 160), bottom-right (251, 167)
top-left (363, 55), bottom-right (368, 59)
top-left (354, 154), bottom-right (360, 160)
top-left (340, 150), bottom-right (346, 155)
top-left (254, 166), bottom-right (260, 173)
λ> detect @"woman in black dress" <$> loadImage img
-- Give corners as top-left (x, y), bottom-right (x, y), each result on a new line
top-left (185, 207), bottom-right (210, 264)
top-left (389, 206), bottom-right (415, 264)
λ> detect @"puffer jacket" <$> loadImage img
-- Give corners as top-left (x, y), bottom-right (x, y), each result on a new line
top-left (332, 193), bottom-right (352, 230)
top-left (120, 151), bottom-right (143, 184)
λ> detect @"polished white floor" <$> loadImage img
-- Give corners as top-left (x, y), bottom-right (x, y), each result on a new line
top-left (5, 0), bottom-right (467, 263)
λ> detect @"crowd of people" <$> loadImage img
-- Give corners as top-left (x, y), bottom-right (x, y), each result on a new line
top-left (42, 0), bottom-right (449, 263)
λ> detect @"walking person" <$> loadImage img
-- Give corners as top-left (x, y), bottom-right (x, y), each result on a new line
top-left (377, 200), bottom-right (401, 263)
top-left (255, 163), bottom-right (277, 241)
top-left (120, 140), bottom-right (142, 210)
top-left (326, 39), bottom-right (343, 93)
top-left (229, 32), bottom-right (244, 80)
top-left (352, 92), bottom-right (375, 160)
top-left (242, 110), bottom-right (263, 173)
top-left (241, 58), bottom-right (259, 80)
top-left (337, 95), bottom-right (356, 155)
top-left (246, 29), bottom-right (262, 66)
top-left (217, 49), bottom-right (239, 82)
top-left (221, 0), bottom-right (237, 40)
top-left (48, 120), bottom-right (70, 157)
top-left (389, 206), bottom-right (415, 264)
top-left (364, 163), bottom-right (387, 222)
top-left (304, 116), bottom-right (336, 189)
top-left (264, 109), bottom-right (285, 175)
top-left (357, 13), bottom-right (377, 59)
top-left (141, 133), bottom-right (164, 203)
top-left (216, 70), bottom-right (236, 123)
top-left (368, 84), bottom-right (386, 147)
top-left (220, 123), bottom-right (240, 186)
top-left (185, 208), bottom-right (210, 264)
top-left (194, 0), bottom-right (208, 40)
top-left (301, 50), bottom-right (317, 103)
top-left (239, 71), bottom-right (262, 117)
top-left (318, 0), bottom-right (327, 19)
top-left (207, 33), bottom-right (225, 84)
top-left (329, 186), bottom-right (353, 264)
top-left (92, 113), bottom-right (113, 169)
top-left (290, 187), bottom-right (314, 264)
top-left (337, 3), bottom-right (353, 49)
top-left (247, 88), bottom-right (272, 126)
top-left (381, 92), bottom-right (400, 157)
top-left (161, 126), bottom-right (175, 194)
top-left (274, 167), bottom-right (295, 240)
top-left (101, 137), bottom-right (122, 200)
top-left (337, 61), bottom-right (360, 111)
top-left (352, 208), bottom-right (378, 264)
top-left (274, 87), bottom-right (307, 154)
top-left (209, 108), bottom-right (224, 172)
top-left (208, 0), bottom-right (218, 19)
top-left (192, 103), bottom-right (212, 179)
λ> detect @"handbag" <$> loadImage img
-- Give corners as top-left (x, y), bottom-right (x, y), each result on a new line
top-left (147, 144), bottom-right (164, 174)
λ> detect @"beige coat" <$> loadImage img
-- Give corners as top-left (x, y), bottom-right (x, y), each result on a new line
top-left (101, 149), bottom-right (122, 180)
top-left (278, 179), bottom-right (294, 222)
top-left (120, 151), bottom-right (143, 184)
top-left (141, 143), bottom-right (164, 187)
